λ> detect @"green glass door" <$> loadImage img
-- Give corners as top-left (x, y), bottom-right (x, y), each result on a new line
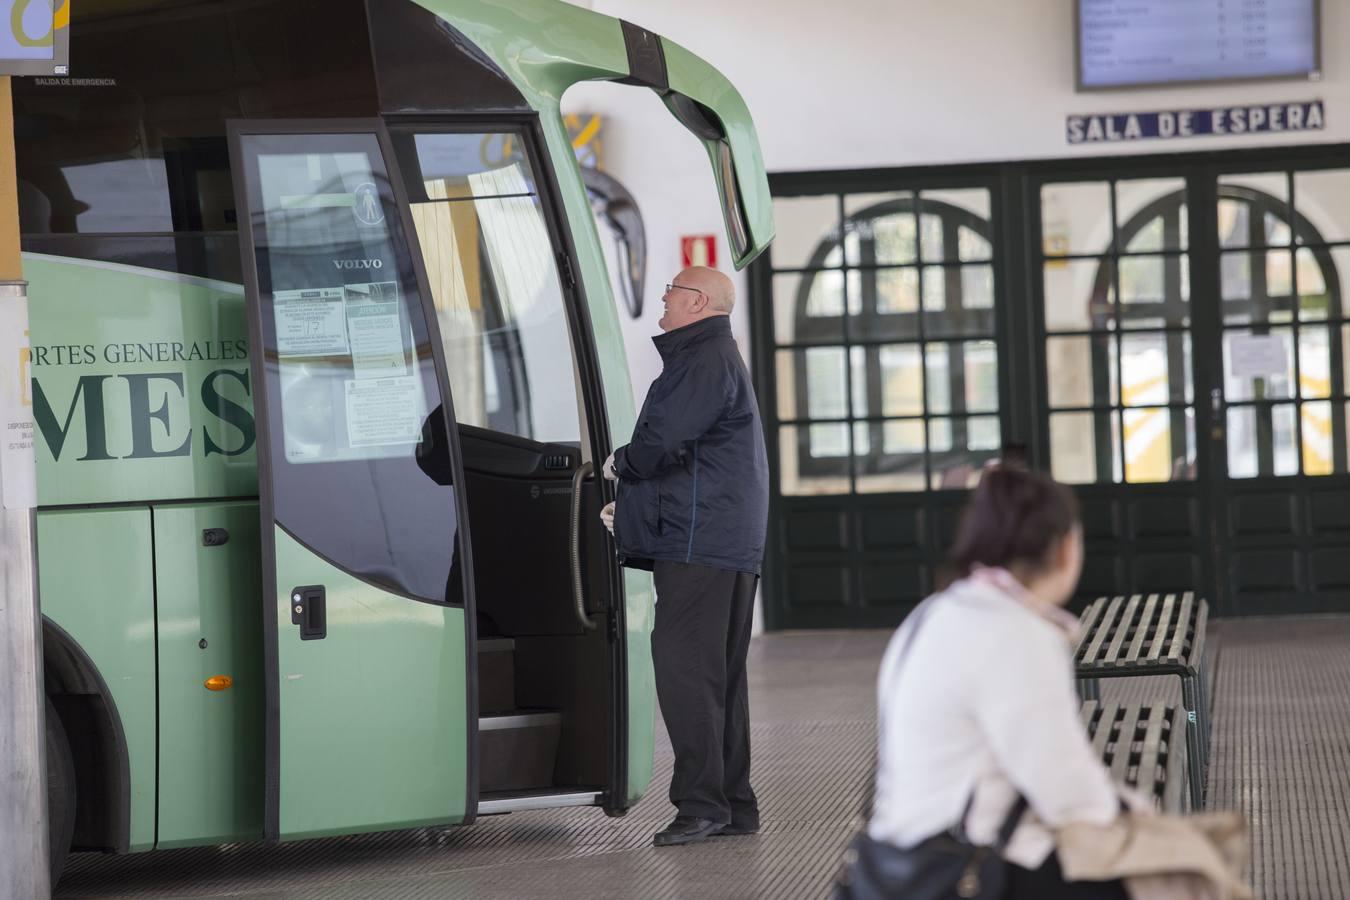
top-left (1205, 167), bottom-right (1350, 614)
top-left (1035, 174), bottom-right (1211, 611)
top-left (230, 121), bottom-right (476, 840)
top-left (1033, 164), bottom-right (1350, 616)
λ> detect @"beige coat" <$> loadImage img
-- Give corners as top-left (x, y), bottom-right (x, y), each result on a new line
top-left (1057, 812), bottom-right (1253, 900)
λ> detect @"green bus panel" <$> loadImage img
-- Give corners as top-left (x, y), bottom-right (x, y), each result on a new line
top-left (24, 253), bottom-right (257, 506)
top-left (272, 527), bottom-right (469, 839)
top-left (153, 502), bottom-right (264, 848)
top-left (37, 507), bottom-right (158, 851)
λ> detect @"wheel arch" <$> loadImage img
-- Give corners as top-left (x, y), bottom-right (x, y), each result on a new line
top-left (42, 616), bottom-right (132, 854)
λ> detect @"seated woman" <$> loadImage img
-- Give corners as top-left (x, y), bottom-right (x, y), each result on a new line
top-left (867, 467), bottom-right (1132, 899)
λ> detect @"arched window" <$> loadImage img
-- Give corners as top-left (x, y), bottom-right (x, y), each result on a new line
top-left (1042, 176), bottom-right (1345, 484)
top-left (776, 190), bottom-right (1000, 494)
top-left (1217, 180), bottom-right (1346, 478)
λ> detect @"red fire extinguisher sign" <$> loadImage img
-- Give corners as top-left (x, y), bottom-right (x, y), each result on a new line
top-left (681, 235), bottom-right (717, 269)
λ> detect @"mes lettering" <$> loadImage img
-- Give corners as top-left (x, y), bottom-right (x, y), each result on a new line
top-left (33, 369), bottom-right (256, 461)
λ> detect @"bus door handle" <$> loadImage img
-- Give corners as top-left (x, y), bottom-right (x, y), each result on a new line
top-left (290, 586), bottom-right (327, 641)
top-left (569, 462), bottom-right (599, 631)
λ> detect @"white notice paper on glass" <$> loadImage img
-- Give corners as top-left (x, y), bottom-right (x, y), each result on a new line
top-left (345, 282), bottom-right (409, 379)
top-left (1228, 334), bottom-right (1289, 379)
top-left (345, 376), bottom-right (423, 447)
top-left (275, 288), bottom-right (349, 356)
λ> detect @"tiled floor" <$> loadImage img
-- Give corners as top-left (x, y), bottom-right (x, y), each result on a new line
top-left (56, 618), bottom-right (1350, 899)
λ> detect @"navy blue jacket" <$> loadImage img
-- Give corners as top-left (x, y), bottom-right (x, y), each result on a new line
top-left (612, 316), bottom-right (769, 575)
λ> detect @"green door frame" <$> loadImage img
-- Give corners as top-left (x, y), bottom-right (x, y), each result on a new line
top-left (749, 171), bottom-right (1017, 630)
top-left (1194, 159), bottom-right (1350, 615)
top-left (755, 142), bottom-right (1350, 628)
top-left (1023, 160), bottom-right (1218, 620)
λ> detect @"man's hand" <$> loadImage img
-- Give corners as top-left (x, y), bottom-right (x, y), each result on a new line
top-left (600, 501), bottom-right (616, 535)
top-left (602, 452), bottom-right (618, 481)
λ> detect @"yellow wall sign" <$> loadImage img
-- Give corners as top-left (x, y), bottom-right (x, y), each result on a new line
top-left (476, 115), bottom-right (605, 171)
top-left (565, 113), bottom-right (603, 170)
top-left (0, 286), bottom-right (35, 510)
top-left (0, 0), bottom-right (69, 75)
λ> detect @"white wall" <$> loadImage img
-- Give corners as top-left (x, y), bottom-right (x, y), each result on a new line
top-left (580, 0), bottom-right (1350, 171)
top-left (560, 0), bottom-right (1350, 630)
top-left (566, 82), bottom-right (738, 401)
top-left (565, 0), bottom-right (1350, 389)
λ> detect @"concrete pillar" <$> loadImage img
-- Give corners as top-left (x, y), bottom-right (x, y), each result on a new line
top-left (0, 492), bottom-right (46, 898)
top-left (0, 72), bottom-right (50, 900)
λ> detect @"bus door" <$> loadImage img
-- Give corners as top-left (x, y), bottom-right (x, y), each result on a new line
top-left (387, 126), bottom-right (624, 812)
top-left (228, 120), bottom-right (478, 841)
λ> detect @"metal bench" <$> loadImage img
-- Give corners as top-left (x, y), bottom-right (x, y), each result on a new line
top-left (1080, 701), bottom-right (1188, 813)
top-left (1074, 592), bottom-right (1210, 810)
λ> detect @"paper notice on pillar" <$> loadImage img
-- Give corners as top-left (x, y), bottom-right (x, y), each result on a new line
top-left (0, 299), bottom-right (36, 510)
top-left (344, 376), bottom-right (424, 447)
top-left (275, 287), bottom-right (349, 356)
top-left (1228, 333), bottom-right (1289, 379)
top-left (344, 282), bottom-right (409, 379)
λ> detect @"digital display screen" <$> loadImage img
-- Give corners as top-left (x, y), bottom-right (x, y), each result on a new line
top-left (1078, 0), bottom-right (1319, 90)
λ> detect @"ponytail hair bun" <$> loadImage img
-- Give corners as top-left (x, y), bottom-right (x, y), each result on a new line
top-left (946, 466), bottom-right (1079, 581)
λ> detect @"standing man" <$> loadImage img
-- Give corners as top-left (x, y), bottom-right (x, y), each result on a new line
top-left (600, 266), bottom-right (769, 847)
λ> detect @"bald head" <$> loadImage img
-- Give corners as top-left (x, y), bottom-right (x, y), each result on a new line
top-left (680, 266), bottom-right (735, 313)
top-left (659, 266), bottom-right (735, 332)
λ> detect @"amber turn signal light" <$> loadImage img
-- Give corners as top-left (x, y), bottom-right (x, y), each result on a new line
top-left (204, 675), bottom-right (234, 692)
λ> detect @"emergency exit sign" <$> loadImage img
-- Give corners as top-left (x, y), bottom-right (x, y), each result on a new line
top-left (681, 235), bottom-right (717, 269)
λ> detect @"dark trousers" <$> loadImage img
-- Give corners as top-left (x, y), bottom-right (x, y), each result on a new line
top-left (1007, 853), bottom-right (1130, 899)
top-left (651, 560), bottom-right (759, 826)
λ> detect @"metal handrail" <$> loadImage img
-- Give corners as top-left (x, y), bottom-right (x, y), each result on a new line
top-left (569, 461), bottom-right (599, 631)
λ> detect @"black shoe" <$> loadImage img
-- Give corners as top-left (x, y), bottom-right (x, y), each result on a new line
top-left (715, 821), bottom-right (760, 836)
top-left (652, 816), bottom-right (722, 847)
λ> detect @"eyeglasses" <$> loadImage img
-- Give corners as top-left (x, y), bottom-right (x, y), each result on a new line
top-left (665, 283), bottom-right (705, 300)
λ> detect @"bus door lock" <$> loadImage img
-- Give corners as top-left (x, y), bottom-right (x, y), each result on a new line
top-left (290, 586), bottom-right (327, 641)
top-left (202, 528), bottom-right (230, 547)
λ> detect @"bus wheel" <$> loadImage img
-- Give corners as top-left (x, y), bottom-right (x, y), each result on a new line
top-left (46, 698), bottom-right (76, 885)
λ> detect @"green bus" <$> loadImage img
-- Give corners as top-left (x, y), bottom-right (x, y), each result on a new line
top-left (15, 0), bottom-right (771, 879)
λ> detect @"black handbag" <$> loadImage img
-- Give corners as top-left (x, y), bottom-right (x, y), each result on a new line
top-left (835, 597), bottom-right (1029, 899)
top-left (835, 793), bottom-right (1028, 900)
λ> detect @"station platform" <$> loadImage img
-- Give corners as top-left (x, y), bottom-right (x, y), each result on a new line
top-left (56, 617), bottom-right (1350, 899)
